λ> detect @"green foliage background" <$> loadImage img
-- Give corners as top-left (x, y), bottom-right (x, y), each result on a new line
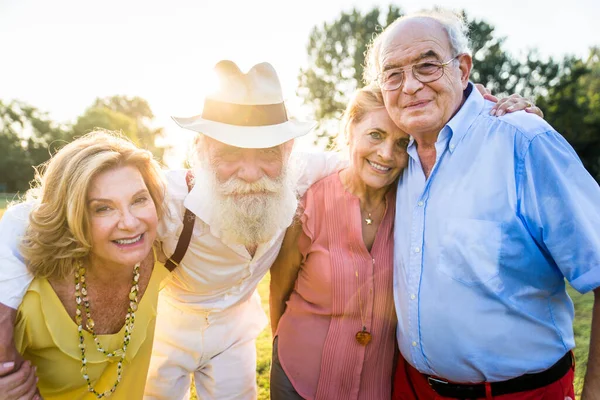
top-left (297, 6), bottom-right (600, 184)
top-left (1, 4), bottom-right (598, 398)
top-left (0, 95), bottom-right (166, 193)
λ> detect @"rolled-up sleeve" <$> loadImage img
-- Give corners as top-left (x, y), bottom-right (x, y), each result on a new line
top-left (0, 203), bottom-right (34, 309)
top-left (518, 130), bottom-right (600, 293)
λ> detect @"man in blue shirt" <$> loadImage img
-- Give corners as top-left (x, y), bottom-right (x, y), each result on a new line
top-left (364, 7), bottom-right (600, 399)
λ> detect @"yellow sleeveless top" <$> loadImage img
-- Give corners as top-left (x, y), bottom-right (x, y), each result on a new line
top-left (14, 260), bottom-right (169, 400)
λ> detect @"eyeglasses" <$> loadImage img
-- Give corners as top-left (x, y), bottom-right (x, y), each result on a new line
top-left (377, 55), bottom-right (461, 91)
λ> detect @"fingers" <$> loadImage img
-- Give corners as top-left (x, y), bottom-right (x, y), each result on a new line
top-left (525, 105), bottom-right (544, 119)
top-left (0, 362), bottom-right (15, 377)
top-left (474, 83), bottom-right (491, 97)
top-left (0, 360), bottom-right (38, 399)
top-left (490, 94), bottom-right (535, 117)
top-left (483, 94), bottom-right (499, 103)
top-left (13, 367), bottom-right (38, 400)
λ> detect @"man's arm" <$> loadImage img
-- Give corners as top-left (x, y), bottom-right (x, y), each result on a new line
top-left (0, 303), bottom-right (39, 400)
top-left (582, 287), bottom-right (600, 400)
top-left (269, 222), bottom-right (303, 336)
top-left (0, 203), bottom-right (35, 377)
top-left (0, 304), bottom-right (19, 370)
top-left (519, 130), bottom-right (600, 291)
top-left (518, 130), bottom-right (600, 396)
top-left (291, 151), bottom-right (347, 197)
top-left (0, 358), bottom-right (38, 400)
top-left (0, 203), bottom-right (35, 310)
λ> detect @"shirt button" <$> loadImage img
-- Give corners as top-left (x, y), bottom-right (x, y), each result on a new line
top-left (450, 144), bottom-right (455, 150)
top-left (410, 294), bottom-right (416, 300)
top-left (412, 341), bottom-right (417, 347)
top-left (414, 247), bottom-right (421, 253)
top-left (417, 201), bottom-right (424, 207)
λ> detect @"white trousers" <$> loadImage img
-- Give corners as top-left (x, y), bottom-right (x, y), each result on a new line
top-left (144, 291), bottom-right (267, 400)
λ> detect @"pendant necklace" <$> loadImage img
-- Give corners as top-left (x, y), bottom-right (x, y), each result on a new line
top-left (343, 181), bottom-right (380, 346)
top-left (354, 267), bottom-right (373, 346)
top-left (363, 199), bottom-right (385, 225)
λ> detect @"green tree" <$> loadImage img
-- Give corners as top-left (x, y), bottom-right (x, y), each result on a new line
top-left (0, 100), bottom-right (68, 192)
top-left (539, 48), bottom-right (600, 181)
top-left (0, 129), bottom-right (32, 193)
top-left (297, 5), bottom-right (402, 148)
top-left (72, 107), bottom-right (139, 142)
top-left (298, 6), bottom-right (562, 147)
top-left (71, 95), bottom-right (167, 160)
top-left (468, 19), bottom-right (561, 99)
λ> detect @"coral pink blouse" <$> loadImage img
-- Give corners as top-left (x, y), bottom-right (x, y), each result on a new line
top-left (275, 172), bottom-right (397, 400)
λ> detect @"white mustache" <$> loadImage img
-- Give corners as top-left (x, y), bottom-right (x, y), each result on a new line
top-left (218, 176), bottom-right (281, 196)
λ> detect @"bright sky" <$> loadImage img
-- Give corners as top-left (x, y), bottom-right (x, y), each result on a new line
top-left (1, 0), bottom-right (598, 165)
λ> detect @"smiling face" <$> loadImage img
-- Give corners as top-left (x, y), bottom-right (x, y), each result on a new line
top-left (379, 17), bottom-right (472, 140)
top-left (194, 136), bottom-right (298, 246)
top-left (87, 165), bottom-right (158, 270)
top-left (347, 107), bottom-right (410, 190)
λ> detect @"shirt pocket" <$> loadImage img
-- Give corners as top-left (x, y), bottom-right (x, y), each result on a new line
top-left (438, 218), bottom-right (502, 286)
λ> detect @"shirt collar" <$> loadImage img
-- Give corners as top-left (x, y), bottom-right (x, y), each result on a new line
top-left (405, 82), bottom-right (483, 156)
top-left (446, 82), bottom-right (484, 153)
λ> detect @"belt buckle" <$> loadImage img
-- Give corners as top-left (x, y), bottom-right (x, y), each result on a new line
top-left (427, 376), bottom-right (449, 386)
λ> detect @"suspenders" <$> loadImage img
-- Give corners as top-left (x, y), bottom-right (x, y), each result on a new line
top-left (164, 170), bottom-right (196, 272)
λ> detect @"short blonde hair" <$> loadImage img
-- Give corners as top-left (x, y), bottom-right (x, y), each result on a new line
top-left (21, 130), bottom-right (166, 279)
top-left (338, 84), bottom-right (386, 149)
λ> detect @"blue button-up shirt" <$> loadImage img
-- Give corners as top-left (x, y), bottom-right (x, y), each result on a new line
top-left (394, 83), bottom-right (600, 383)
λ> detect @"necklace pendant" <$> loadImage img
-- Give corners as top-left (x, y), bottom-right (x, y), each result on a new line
top-left (355, 327), bottom-right (372, 346)
top-left (364, 213), bottom-right (373, 225)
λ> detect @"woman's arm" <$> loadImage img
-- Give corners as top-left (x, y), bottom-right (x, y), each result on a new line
top-left (269, 222), bottom-right (303, 337)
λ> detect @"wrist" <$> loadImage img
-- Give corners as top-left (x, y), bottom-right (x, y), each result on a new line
top-left (0, 303), bottom-right (17, 359)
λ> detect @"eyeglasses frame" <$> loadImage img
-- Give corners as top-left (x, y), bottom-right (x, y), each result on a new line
top-left (377, 54), bottom-right (463, 91)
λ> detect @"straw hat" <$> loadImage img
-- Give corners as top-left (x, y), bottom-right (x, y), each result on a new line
top-left (172, 60), bottom-right (316, 148)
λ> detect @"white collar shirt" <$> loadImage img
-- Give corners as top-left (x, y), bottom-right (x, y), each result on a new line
top-left (157, 151), bottom-right (343, 312)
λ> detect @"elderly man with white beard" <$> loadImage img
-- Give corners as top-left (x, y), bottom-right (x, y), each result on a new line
top-left (139, 61), bottom-right (342, 399)
top-left (0, 60), bottom-right (342, 400)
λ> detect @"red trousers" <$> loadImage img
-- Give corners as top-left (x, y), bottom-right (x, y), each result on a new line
top-left (392, 357), bottom-right (575, 400)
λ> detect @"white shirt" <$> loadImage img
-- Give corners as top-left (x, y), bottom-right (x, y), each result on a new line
top-left (0, 202), bottom-right (33, 308)
top-left (0, 151), bottom-right (343, 310)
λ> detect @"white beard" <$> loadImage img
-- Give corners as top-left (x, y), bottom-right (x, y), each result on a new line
top-left (195, 161), bottom-right (299, 247)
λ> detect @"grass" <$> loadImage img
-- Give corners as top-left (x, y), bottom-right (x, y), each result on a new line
top-left (0, 207), bottom-right (592, 397)
top-left (250, 279), bottom-right (593, 398)
top-left (569, 286), bottom-right (594, 394)
top-left (255, 276), bottom-right (273, 400)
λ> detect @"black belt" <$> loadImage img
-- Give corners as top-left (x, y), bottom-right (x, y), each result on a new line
top-left (427, 352), bottom-right (573, 398)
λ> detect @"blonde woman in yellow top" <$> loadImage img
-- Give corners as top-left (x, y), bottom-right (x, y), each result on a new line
top-left (1, 131), bottom-right (168, 399)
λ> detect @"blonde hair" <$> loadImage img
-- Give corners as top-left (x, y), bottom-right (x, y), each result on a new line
top-left (20, 130), bottom-right (166, 279)
top-left (337, 84), bottom-right (386, 149)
